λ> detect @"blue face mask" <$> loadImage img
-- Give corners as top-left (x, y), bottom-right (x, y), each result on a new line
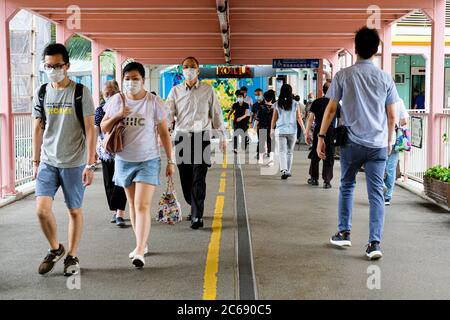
top-left (256, 95), bottom-right (263, 102)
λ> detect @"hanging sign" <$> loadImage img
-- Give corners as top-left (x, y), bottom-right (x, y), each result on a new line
top-left (216, 65), bottom-right (252, 78)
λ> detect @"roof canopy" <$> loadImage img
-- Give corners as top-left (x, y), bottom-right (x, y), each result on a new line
top-left (9, 0), bottom-right (434, 64)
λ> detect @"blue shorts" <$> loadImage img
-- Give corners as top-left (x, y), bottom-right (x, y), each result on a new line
top-left (113, 158), bottom-right (161, 188)
top-left (35, 162), bottom-right (86, 210)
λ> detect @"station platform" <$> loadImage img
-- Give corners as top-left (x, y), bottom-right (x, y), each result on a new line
top-left (1, 149), bottom-right (450, 300)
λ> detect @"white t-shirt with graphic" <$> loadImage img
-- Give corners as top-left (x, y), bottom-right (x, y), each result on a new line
top-left (105, 92), bottom-right (167, 162)
top-left (391, 99), bottom-right (410, 143)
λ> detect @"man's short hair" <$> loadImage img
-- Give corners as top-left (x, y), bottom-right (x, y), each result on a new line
top-left (355, 27), bottom-right (380, 60)
top-left (254, 88), bottom-right (263, 93)
top-left (122, 61), bottom-right (145, 79)
top-left (43, 43), bottom-right (70, 63)
top-left (181, 56), bottom-right (200, 67)
top-left (263, 90), bottom-right (275, 103)
top-left (240, 86), bottom-right (248, 92)
top-left (235, 90), bottom-right (243, 97)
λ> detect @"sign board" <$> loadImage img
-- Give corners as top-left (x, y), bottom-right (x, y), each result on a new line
top-left (410, 116), bottom-right (423, 149)
top-left (216, 65), bottom-right (252, 78)
top-left (272, 59), bottom-right (320, 69)
top-left (411, 67), bottom-right (426, 76)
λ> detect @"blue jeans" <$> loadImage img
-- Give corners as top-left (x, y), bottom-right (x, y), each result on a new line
top-left (384, 150), bottom-right (400, 201)
top-left (338, 141), bottom-right (388, 243)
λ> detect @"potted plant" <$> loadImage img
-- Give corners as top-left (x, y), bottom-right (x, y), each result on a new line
top-left (423, 166), bottom-right (450, 207)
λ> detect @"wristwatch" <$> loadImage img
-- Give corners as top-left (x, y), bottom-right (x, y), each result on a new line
top-left (318, 134), bottom-right (326, 139)
top-left (85, 163), bottom-right (96, 171)
top-left (167, 159), bottom-right (176, 165)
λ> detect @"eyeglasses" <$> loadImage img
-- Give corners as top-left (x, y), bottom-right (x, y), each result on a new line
top-left (44, 63), bottom-right (67, 71)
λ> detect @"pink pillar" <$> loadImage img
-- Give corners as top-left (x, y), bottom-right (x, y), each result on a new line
top-left (427, 0), bottom-right (446, 167)
top-left (92, 41), bottom-right (106, 107)
top-left (55, 23), bottom-right (73, 45)
top-left (316, 59), bottom-right (324, 97)
top-left (0, 1), bottom-right (17, 197)
top-left (344, 42), bottom-right (356, 65)
top-left (115, 52), bottom-right (126, 91)
top-left (328, 55), bottom-right (340, 78)
top-left (382, 24), bottom-right (393, 75)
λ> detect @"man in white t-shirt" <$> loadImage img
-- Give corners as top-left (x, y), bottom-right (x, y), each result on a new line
top-left (384, 99), bottom-right (409, 206)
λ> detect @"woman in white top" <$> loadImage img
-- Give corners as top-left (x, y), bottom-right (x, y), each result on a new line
top-left (101, 62), bottom-right (175, 268)
top-left (271, 84), bottom-right (306, 179)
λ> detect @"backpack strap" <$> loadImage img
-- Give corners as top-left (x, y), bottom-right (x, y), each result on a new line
top-left (74, 82), bottom-right (85, 135)
top-left (35, 83), bottom-right (48, 129)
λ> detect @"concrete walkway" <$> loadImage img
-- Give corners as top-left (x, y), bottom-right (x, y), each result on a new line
top-left (0, 160), bottom-right (236, 300)
top-left (1, 148), bottom-right (450, 299)
top-left (242, 150), bottom-right (450, 300)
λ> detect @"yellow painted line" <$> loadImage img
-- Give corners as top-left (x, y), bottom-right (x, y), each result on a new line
top-left (219, 178), bottom-right (226, 193)
top-left (203, 194), bottom-right (225, 300)
top-left (221, 171), bottom-right (227, 178)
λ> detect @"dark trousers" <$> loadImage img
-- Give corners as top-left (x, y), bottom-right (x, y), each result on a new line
top-left (257, 128), bottom-right (272, 156)
top-left (309, 133), bottom-right (335, 183)
top-left (175, 131), bottom-right (210, 220)
top-left (101, 159), bottom-right (127, 211)
top-left (233, 125), bottom-right (249, 151)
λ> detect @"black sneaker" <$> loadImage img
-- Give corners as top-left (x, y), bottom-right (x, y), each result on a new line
top-left (281, 171), bottom-right (289, 180)
top-left (366, 242), bottom-right (383, 260)
top-left (330, 231), bottom-right (352, 247)
top-left (63, 255), bottom-right (80, 277)
top-left (187, 213), bottom-right (192, 221)
top-left (190, 218), bottom-right (204, 230)
top-left (323, 182), bottom-right (332, 189)
top-left (286, 172), bottom-right (292, 178)
top-left (38, 244), bottom-right (65, 275)
top-left (115, 216), bottom-right (126, 227)
top-left (384, 198), bottom-right (391, 206)
top-left (110, 213), bottom-right (117, 223)
top-left (307, 178), bottom-right (319, 186)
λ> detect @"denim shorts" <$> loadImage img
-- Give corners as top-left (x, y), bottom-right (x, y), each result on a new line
top-left (113, 158), bottom-right (161, 188)
top-left (35, 162), bottom-right (86, 210)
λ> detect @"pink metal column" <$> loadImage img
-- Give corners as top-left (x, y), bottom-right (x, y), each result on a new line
top-left (92, 41), bottom-right (106, 108)
top-left (426, 0), bottom-right (446, 167)
top-left (55, 23), bottom-right (73, 45)
top-left (0, 0), bottom-right (17, 197)
top-left (316, 59), bottom-right (324, 97)
top-left (115, 51), bottom-right (125, 91)
top-left (328, 55), bottom-right (340, 78)
top-left (382, 24), bottom-right (393, 75)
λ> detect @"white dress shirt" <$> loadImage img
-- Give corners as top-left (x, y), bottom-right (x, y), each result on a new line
top-left (167, 80), bottom-right (225, 135)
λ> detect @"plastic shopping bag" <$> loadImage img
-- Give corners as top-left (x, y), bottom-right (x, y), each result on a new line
top-left (156, 178), bottom-right (182, 225)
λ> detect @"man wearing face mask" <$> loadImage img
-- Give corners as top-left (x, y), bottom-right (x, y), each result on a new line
top-left (231, 90), bottom-right (251, 153)
top-left (32, 43), bottom-right (96, 276)
top-left (250, 88), bottom-right (264, 127)
top-left (167, 56), bottom-right (226, 230)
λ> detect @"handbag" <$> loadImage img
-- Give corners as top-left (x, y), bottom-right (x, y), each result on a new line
top-left (156, 177), bottom-right (182, 225)
top-left (102, 93), bottom-right (126, 154)
top-left (332, 125), bottom-right (348, 146)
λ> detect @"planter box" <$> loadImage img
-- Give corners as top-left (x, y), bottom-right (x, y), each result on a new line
top-left (423, 176), bottom-right (450, 207)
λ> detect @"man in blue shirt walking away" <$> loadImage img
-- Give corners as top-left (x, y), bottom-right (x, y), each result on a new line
top-left (317, 27), bottom-right (399, 260)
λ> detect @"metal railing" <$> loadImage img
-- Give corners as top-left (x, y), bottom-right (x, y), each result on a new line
top-left (13, 113), bottom-right (33, 187)
top-left (400, 111), bottom-right (450, 183)
top-left (399, 112), bottom-right (428, 183)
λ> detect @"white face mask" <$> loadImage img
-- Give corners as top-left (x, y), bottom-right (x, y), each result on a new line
top-left (183, 68), bottom-right (198, 82)
top-left (46, 68), bottom-right (66, 83)
top-left (123, 80), bottom-right (142, 95)
top-left (237, 97), bottom-right (244, 103)
top-left (256, 95), bottom-right (263, 102)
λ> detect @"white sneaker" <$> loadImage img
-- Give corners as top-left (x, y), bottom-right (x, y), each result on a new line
top-left (258, 156), bottom-right (264, 165)
top-left (132, 255), bottom-right (145, 268)
top-left (128, 245), bottom-right (149, 259)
